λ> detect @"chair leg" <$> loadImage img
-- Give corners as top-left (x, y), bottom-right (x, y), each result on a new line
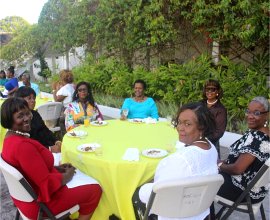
top-left (260, 204), bottom-right (266, 220)
top-left (15, 209), bottom-right (20, 220)
top-left (215, 206), bottom-right (226, 219)
top-left (246, 197), bottom-right (255, 220)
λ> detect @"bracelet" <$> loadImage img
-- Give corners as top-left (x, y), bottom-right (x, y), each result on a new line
top-left (218, 162), bottom-right (223, 170)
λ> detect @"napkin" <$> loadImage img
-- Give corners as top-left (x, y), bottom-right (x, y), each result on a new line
top-left (122, 148), bottom-right (140, 161)
top-left (67, 169), bottom-right (99, 188)
top-left (144, 117), bottom-right (157, 124)
top-left (53, 153), bottom-right (62, 166)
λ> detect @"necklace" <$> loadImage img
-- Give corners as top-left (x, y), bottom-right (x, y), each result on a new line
top-left (207, 99), bottom-right (218, 105)
top-left (193, 140), bottom-right (208, 144)
top-left (7, 129), bottom-right (30, 137)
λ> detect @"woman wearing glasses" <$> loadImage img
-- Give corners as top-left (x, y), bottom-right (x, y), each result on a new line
top-left (215, 96), bottom-right (269, 208)
top-left (201, 79), bottom-right (227, 156)
top-left (64, 81), bottom-right (103, 131)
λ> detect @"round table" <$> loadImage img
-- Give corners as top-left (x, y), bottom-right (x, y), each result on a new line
top-left (62, 119), bottom-right (178, 220)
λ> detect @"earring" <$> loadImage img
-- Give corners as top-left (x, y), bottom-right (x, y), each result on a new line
top-left (264, 121), bottom-right (268, 127)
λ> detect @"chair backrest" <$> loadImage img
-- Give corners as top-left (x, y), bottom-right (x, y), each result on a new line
top-left (37, 102), bottom-right (63, 121)
top-left (148, 174), bottom-right (224, 218)
top-left (253, 158), bottom-right (270, 188)
top-left (0, 155), bottom-right (37, 202)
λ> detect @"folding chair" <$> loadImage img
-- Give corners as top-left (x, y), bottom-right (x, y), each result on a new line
top-left (0, 155), bottom-right (79, 220)
top-left (37, 102), bottom-right (63, 133)
top-left (215, 158), bottom-right (270, 220)
top-left (143, 174), bottom-right (224, 220)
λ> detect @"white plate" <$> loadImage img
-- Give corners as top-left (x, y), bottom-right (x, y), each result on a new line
top-left (142, 148), bottom-right (168, 158)
top-left (128, 118), bottom-right (145, 123)
top-left (90, 121), bottom-right (108, 126)
top-left (67, 130), bottom-right (87, 138)
top-left (77, 143), bottom-right (101, 152)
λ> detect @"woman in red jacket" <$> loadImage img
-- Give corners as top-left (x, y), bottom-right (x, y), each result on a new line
top-left (1, 97), bottom-right (102, 220)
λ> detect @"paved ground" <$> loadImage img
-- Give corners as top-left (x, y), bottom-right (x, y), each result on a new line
top-left (0, 147), bottom-right (269, 220)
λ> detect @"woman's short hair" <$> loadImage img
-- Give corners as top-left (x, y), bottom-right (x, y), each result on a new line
top-left (173, 102), bottom-right (216, 139)
top-left (251, 96), bottom-right (269, 112)
top-left (202, 79), bottom-right (223, 100)
top-left (59, 69), bottom-right (73, 83)
top-left (7, 66), bottom-right (15, 75)
top-left (14, 86), bottom-right (36, 98)
top-left (1, 97), bottom-right (29, 129)
top-left (73, 81), bottom-right (95, 107)
top-left (133, 79), bottom-right (147, 90)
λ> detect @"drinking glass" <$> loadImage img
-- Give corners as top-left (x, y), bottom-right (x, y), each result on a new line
top-left (95, 147), bottom-right (103, 156)
top-left (84, 117), bottom-right (90, 127)
top-left (122, 109), bottom-right (129, 117)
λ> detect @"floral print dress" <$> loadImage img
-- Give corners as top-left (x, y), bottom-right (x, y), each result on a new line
top-left (225, 129), bottom-right (269, 200)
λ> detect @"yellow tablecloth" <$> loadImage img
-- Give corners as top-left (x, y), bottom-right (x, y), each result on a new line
top-left (62, 120), bottom-right (178, 220)
top-left (0, 96), bottom-right (53, 152)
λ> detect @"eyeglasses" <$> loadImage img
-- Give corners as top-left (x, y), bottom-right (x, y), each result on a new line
top-left (205, 87), bottom-right (217, 93)
top-left (245, 109), bottom-right (268, 117)
top-left (78, 88), bottom-right (87, 92)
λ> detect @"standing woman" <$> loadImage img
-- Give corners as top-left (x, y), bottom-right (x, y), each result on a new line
top-left (64, 81), bottom-right (103, 131)
top-left (120, 79), bottom-right (159, 120)
top-left (201, 79), bottom-right (227, 156)
top-left (2, 66), bottom-right (19, 97)
top-left (53, 69), bottom-right (75, 108)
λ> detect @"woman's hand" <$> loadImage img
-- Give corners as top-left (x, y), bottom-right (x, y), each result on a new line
top-left (120, 114), bottom-right (127, 120)
top-left (50, 141), bottom-right (62, 153)
top-left (60, 164), bottom-right (76, 185)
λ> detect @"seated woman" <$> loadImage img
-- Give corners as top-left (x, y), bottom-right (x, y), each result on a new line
top-left (201, 79), bottom-right (227, 157)
top-left (65, 81), bottom-right (103, 131)
top-left (1, 66), bottom-right (19, 97)
top-left (1, 97), bottom-right (102, 220)
top-left (120, 79), bottom-right (159, 120)
top-left (14, 87), bottom-right (61, 153)
top-left (53, 69), bottom-right (75, 108)
top-left (216, 96), bottom-right (269, 205)
top-left (133, 102), bottom-right (218, 220)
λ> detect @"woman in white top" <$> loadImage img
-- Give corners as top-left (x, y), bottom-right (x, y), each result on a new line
top-left (133, 102), bottom-right (218, 220)
top-left (53, 69), bottom-right (75, 108)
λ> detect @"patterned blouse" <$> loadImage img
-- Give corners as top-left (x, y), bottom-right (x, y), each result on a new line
top-left (64, 101), bottom-right (103, 131)
top-left (226, 129), bottom-right (269, 200)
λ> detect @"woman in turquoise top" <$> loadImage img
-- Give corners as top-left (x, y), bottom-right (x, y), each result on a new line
top-left (120, 79), bottom-right (159, 120)
top-left (0, 70), bottom-right (8, 86)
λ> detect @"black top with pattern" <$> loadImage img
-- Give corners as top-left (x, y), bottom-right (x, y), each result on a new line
top-left (226, 129), bottom-right (269, 200)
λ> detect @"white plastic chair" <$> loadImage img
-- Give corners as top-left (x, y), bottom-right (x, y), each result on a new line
top-left (215, 158), bottom-right (270, 220)
top-left (0, 155), bottom-right (79, 220)
top-left (37, 102), bottom-right (63, 132)
top-left (143, 174), bottom-right (224, 220)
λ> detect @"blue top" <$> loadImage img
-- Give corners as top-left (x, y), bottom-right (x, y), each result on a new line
top-left (121, 97), bottom-right (159, 119)
top-left (19, 82), bottom-right (40, 95)
top-left (4, 78), bottom-right (18, 91)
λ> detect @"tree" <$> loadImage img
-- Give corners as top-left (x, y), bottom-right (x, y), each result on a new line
top-left (38, 0), bottom-right (92, 69)
top-left (0, 16), bottom-right (29, 33)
